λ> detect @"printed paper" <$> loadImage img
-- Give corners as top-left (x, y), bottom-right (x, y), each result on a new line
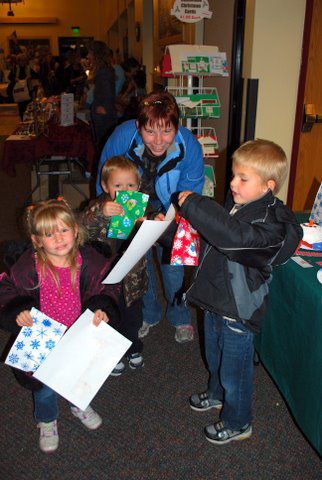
top-left (34, 309), bottom-right (132, 411)
top-left (103, 205), bottom-right (175, 284)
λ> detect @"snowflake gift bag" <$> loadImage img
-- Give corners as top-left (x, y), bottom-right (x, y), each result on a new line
top-left (170, 215), bottom-right (200, 266)
top-left (5, 307), bottom-right (67, 373)
top-left (107, 191), bottom-right (149, 240)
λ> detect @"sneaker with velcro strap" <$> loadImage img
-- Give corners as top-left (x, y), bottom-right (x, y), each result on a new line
top-left (204, 420), bottom-right (252, 445)
top-left (127, 352), bottom-right (144, 369)
top-left (110, 360), bottom-right (125, 376)
top-left (38, 420), bottom-right (59, 453)
top-left (175, 325), bottom-right (194, 343)
top-left (70, 405), bottom-right (102, 430)
top-left (138, 321), bottom-right (158, 338)
top-left (189, 392), bottom-right (223, 412)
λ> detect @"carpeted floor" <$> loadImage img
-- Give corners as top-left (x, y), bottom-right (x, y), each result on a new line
top-left (0, 137), bottom-right (321, 479)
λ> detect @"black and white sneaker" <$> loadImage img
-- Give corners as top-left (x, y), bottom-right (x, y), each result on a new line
top-left (189, 392), bottom-right (223, 412)
top-left (127, 352), bottom-right (144, 369)
top-left (110, 361), bottom-right (125, 376)
top-left (204, 421), bottom-right (252, 445)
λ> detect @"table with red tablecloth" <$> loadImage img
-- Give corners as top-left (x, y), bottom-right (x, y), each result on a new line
top-left (1, 120), bottom-right (97, 177)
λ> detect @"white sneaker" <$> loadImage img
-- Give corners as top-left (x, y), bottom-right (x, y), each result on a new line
top-left (110, 360), bottom-right (126, 376)
top-left (38, 420), bottom-right (59, 453)
top-left (71, 405), bottom-right (102, 430)
top-left (138, 321), bottom-right (158, 338)
top-left (127, 352), bottom-right (144, 369)
top-left (175, 325), bottom-right (194, 343)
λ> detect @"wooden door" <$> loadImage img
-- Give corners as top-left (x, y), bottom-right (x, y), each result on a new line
top-left (289, 0), bottom-right (322, 211)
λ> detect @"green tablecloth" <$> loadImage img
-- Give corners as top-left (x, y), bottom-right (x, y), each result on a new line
top-left (255, 246), bottom-right (322, 455)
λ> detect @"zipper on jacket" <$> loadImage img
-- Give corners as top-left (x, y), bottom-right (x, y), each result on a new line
top-left (183, 244), bottom-right (212, 304)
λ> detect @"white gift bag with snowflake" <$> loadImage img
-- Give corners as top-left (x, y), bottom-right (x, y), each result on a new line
top-left (5, 307), bottom-right (67, 373)
top-left (310, 182), bottom-right (322, 226)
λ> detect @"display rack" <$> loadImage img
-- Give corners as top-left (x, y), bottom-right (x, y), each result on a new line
top-left (163, 44), bottom-right (228, 197)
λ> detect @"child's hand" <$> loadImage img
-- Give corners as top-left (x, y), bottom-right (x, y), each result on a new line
top-left (102, 201), bottom-right (124, 217)
top-left (155, 213), bottom-right (165, 221)
top-left (92, 309), bottom-right (109, 326)
top-left (16, 310), bottom-right (33, 327)
top-left (178, 191), bottom-right (193, 207)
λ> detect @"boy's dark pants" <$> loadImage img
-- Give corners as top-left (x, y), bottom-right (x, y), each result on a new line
top-left (204, 311), bottom-right (254, 430)
top-left (118, 294), bottom-right (143, 355)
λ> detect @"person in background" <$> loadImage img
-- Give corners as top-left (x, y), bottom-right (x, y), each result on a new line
top-left (176, 139), bottom-right (302, 445)
top-left (7, 53), bottom-right (32, 120)
top-left (37, 48), bottom-right (56, 98)
top-left (29, 50), bottom-right (42, 98)
top-left (96, 91), bottom-right (204, 344)
top-left (0, 198), bottom-right (120, 454)
top-left (86, 41), bottom-right (117, 152)
top-left (111, 50), bottom-right (125, 96)
top-left (82, 156), bottom-right (147, 375)
top-left (116, 57), bottom-right (143, 122)
top-left (67, 51), bottom-right (87, 101)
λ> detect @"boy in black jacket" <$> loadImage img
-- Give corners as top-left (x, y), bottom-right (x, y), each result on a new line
top-left (177, 139), bottom-right (302, 445)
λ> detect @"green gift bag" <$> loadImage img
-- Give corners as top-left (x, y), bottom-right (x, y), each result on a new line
top-left (107, 191), bottom-right (149, 240)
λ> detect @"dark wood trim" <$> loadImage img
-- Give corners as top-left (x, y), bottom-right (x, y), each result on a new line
top-left (225, 0), bottom-right (246, 195)
top-left (287, 0), bottom-right (314, 207)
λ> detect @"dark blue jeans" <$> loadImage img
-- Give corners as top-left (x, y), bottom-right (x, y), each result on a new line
top-left (142, 246), bottom-right (191, 327)
top-left (204, 311), bottom-right (254, 430)
top-left (33, 385), bottom-right (59, 423)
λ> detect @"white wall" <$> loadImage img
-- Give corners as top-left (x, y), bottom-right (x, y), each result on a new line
top-left (244, 0), bottom-right (306, 201)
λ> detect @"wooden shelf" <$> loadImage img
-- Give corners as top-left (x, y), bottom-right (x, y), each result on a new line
top-left (0, 17), bottom-right (58, 24)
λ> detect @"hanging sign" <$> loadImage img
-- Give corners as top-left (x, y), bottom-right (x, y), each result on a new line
top-left (171, 0), bottom-right (212, 23)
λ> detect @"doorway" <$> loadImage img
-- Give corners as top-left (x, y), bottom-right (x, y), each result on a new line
top-left (288, 0), bottom-right (322, 210)
top-left (58, 37), bottom-right (93, 57)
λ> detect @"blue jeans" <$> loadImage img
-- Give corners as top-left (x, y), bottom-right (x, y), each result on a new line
top-left (142, 246), bottom-right (191, 327)
top-left (204, 311), bottom-right (254, 430)
top-left (33, 385), bottom-right (59, 423)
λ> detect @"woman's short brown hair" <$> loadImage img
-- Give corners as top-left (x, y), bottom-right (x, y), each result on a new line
top-left (137, 91), bottom-right (180, 130)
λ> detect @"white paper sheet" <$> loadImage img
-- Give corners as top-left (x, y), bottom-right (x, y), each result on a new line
top-left (5, 308), bottom-right (67, 372)
top-left (34, 309), bottom-right (132, 410)
top-left (102, 204), bottom-right (176, 284)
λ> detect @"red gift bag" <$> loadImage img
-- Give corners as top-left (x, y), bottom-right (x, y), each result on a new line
top-left (170, 215), bottom-right (200, 266)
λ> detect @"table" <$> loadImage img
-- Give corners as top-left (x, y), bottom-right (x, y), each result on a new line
top-left (1, 119), bottom-right (97, 178)
top-left (255, 228), bottom-right (322, 455)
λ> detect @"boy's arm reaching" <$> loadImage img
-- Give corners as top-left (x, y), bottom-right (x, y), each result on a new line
top-left (179, 192), bottom-right (290, 267)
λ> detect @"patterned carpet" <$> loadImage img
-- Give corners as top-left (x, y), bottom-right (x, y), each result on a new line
top-left (0, 318), bottom-right (321, 480)
top-left (0, 145), bottom-right (321, 479)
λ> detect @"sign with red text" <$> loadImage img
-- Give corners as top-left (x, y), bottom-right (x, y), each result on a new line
top-left (171, 0), bottom-right (212, 23)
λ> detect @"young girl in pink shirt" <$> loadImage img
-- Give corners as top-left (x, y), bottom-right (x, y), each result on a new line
top-left (0, 198), bottom-right (120, 453)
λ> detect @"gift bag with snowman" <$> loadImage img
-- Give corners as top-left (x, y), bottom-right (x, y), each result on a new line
top-left (170, 214), bottom-right (200, 266)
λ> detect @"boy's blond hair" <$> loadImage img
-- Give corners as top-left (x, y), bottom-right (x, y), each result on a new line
top-left (101, 155), bottom-right (140, 186)
top-left (232, 139), bottom-right (287, 194)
